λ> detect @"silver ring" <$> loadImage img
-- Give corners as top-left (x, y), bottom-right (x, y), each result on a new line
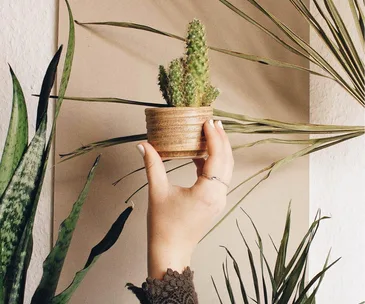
top-left (201, 173), bottom-right (229, 188)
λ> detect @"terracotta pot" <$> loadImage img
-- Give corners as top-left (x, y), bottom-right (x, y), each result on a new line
top-left (145, 106), bottom-right (213, 159)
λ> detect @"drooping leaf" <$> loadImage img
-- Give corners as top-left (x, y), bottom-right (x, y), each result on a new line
top-left (75, 21), bottom-right (330, 78)
top-left (50, 206), bottom-right (133, 304)
top-left (0, 67), bottom-right (28, 198)
top-left (60, 134), bottom-right (147, 161)
top-left (31, 156), bottom-right (100, 304)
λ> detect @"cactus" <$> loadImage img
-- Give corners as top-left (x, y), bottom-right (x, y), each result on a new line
top-left (186, 19), bottom-right (209, 101)
top-left (157, 19), bottom-right (219, 107)
top-left (168, 59), bottom-right (185, 107)
top-left (158, 65), bottom-right (171, 106)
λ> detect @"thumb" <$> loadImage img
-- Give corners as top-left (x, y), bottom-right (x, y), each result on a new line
top-left (136, 143), bottom-right (168, 189)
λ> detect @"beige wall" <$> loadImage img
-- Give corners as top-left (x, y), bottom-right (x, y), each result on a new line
top-left (55, 1), bottom-right (308, 303)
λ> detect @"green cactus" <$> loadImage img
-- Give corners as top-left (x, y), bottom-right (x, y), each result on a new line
top-left (202, 84), bottom-right (219, 106)
top-left (184, 72), bottom-right (198, 106)
top-left (168, 59), bottom-right (185, 107)
top-left (158, 65), bottom-right (171, 106)
top-left (157, 19), bottom-right (219, 107)
top-left (186, 19), bottom-right (209, 101)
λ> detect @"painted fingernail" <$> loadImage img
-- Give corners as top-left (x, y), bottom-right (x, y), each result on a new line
top-left (136, 144), bottom-right (145, 157)
top-left (218, 120), bottom-right (224, 129)
top-left (209, 119), bottom-right (215, 128)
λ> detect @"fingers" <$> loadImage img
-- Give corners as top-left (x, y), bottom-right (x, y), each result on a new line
top-left (137, 143), bottom-right (169, 190)
top-left (193, 120), bottom-right (234, 191)
top-left (193, 158), bottom-right (205, 177)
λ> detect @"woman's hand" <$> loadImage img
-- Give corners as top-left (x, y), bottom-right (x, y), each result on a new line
top-left (137, 120), bottom-right (234, 279)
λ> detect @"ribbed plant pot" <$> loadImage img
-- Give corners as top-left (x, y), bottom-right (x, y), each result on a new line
top-left (145, 106), bottom-right (213, 159)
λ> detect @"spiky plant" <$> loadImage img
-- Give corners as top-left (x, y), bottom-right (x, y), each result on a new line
top-left (0, 2), bottom-right (133, 303)
top-left (213, 206), bottom-right (339, 304)
top-left (158, 19), bottom-right (219, 107)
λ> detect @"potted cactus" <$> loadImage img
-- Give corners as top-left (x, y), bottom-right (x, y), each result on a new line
top-left (145, 19), bottom-right (219, 159)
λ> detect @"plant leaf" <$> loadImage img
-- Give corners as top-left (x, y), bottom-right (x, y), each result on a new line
top-left (274, 203), bottom-right (291, 285)
top-left (222, 258), bottom-right (236, 304)
top-left (75, 21), bottom-right (330, 78)
top-left (211, 276), bottom-right (224, 304)
top-left (50, 206), bottom-right (133, 304)
top-left (44, 95), bottom-right (169, 108)
top-left (60, 134), bottom-right (147, 161)
top-left (0, 120), bottom-right (46, 277)
top-left (31, 156), bottom-right (100, 304)
top-left (36, 46), bottom-right (63, 130)
top-left (0, 67), bottom-right (28, 198)
top-left (237, 222), bottom-right (261, 304)
top-left (7, 222), bottom-right (32, 304)
top-left (221, 245), bottom-right (250, 304)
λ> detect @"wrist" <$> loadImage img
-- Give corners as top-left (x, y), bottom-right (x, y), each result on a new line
top-left (148, 242), bottom-right (193, 279)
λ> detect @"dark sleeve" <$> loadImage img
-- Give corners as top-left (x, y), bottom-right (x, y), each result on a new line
top-left (127, 267), bottom-right (198, 304)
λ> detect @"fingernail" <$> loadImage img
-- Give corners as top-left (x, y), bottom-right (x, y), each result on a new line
top-left (136, 144), bottom-right (145, 157)
top-left (209, 119), bottom-right (215, 128)
top-left (218, 120), bottom-right (224, 129)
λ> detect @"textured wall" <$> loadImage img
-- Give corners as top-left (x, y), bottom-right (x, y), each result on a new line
top-left (0, 1), bottom-right (57, 303)
top-left (309, 1), bottom-right (365, 303)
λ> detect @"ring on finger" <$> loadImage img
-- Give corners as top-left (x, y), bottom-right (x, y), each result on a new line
top-left (201, 173), bottom-right (229, 188)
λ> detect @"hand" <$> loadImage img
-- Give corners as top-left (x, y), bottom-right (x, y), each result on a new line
top-left (137, 120), bottom-right (234, 279)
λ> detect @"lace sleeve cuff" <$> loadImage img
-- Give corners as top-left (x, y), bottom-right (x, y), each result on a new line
top-left (127, 267), bottom-right (198, 304)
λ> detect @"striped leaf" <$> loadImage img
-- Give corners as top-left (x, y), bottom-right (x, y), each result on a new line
top-left (0, 67), bottom-right (28, 198)
top-left (32, 156), bottom-right (100, 304)
top-left (7, 222), bottom-right (32, 304)
top-left (50, 206), bottom-right (133, 304)
top-left (0, 119), bottom-right (46, 276)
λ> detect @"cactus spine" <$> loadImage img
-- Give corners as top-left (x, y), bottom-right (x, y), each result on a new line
top-left (157, 19), bottom-right (219, 107)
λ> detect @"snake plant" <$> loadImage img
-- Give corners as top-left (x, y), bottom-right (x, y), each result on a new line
top-left (0, 2), bottom-right (133, 303)
top-left (158, 19), bottom-right (219, 107)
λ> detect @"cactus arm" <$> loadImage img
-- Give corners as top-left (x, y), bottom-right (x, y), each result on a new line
top-left (168, 59), bottom-right (185, 107)
top-left (186, 19), bottom-right (209, 103)
top-left (158, 65), bottom-right (171, 106)
top-left (202, 84), bottom-right (220, 106)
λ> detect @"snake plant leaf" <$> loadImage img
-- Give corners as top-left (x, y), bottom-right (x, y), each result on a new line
top-left (36, 46), bottom-right (63, 130)
top-left (54, 0), bottom-right (75, 121)
top-left (31, 156), bottom-right (100, 304)
top-left (0, 67), bottom-right (28, 198)
top-left (7, 222), bottom-right (32, 304)
top-left (0, 119), bottom-right (46, 276)
top-left (221, 246), bottom-right (249, 304)
top-left (50, 206), bottom-right (133, 304)
top-left (273, 204), bottom-right (291, 286)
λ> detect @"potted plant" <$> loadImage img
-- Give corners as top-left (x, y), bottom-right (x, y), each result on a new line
top-left (145, 19), bottom-right (219, 159)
